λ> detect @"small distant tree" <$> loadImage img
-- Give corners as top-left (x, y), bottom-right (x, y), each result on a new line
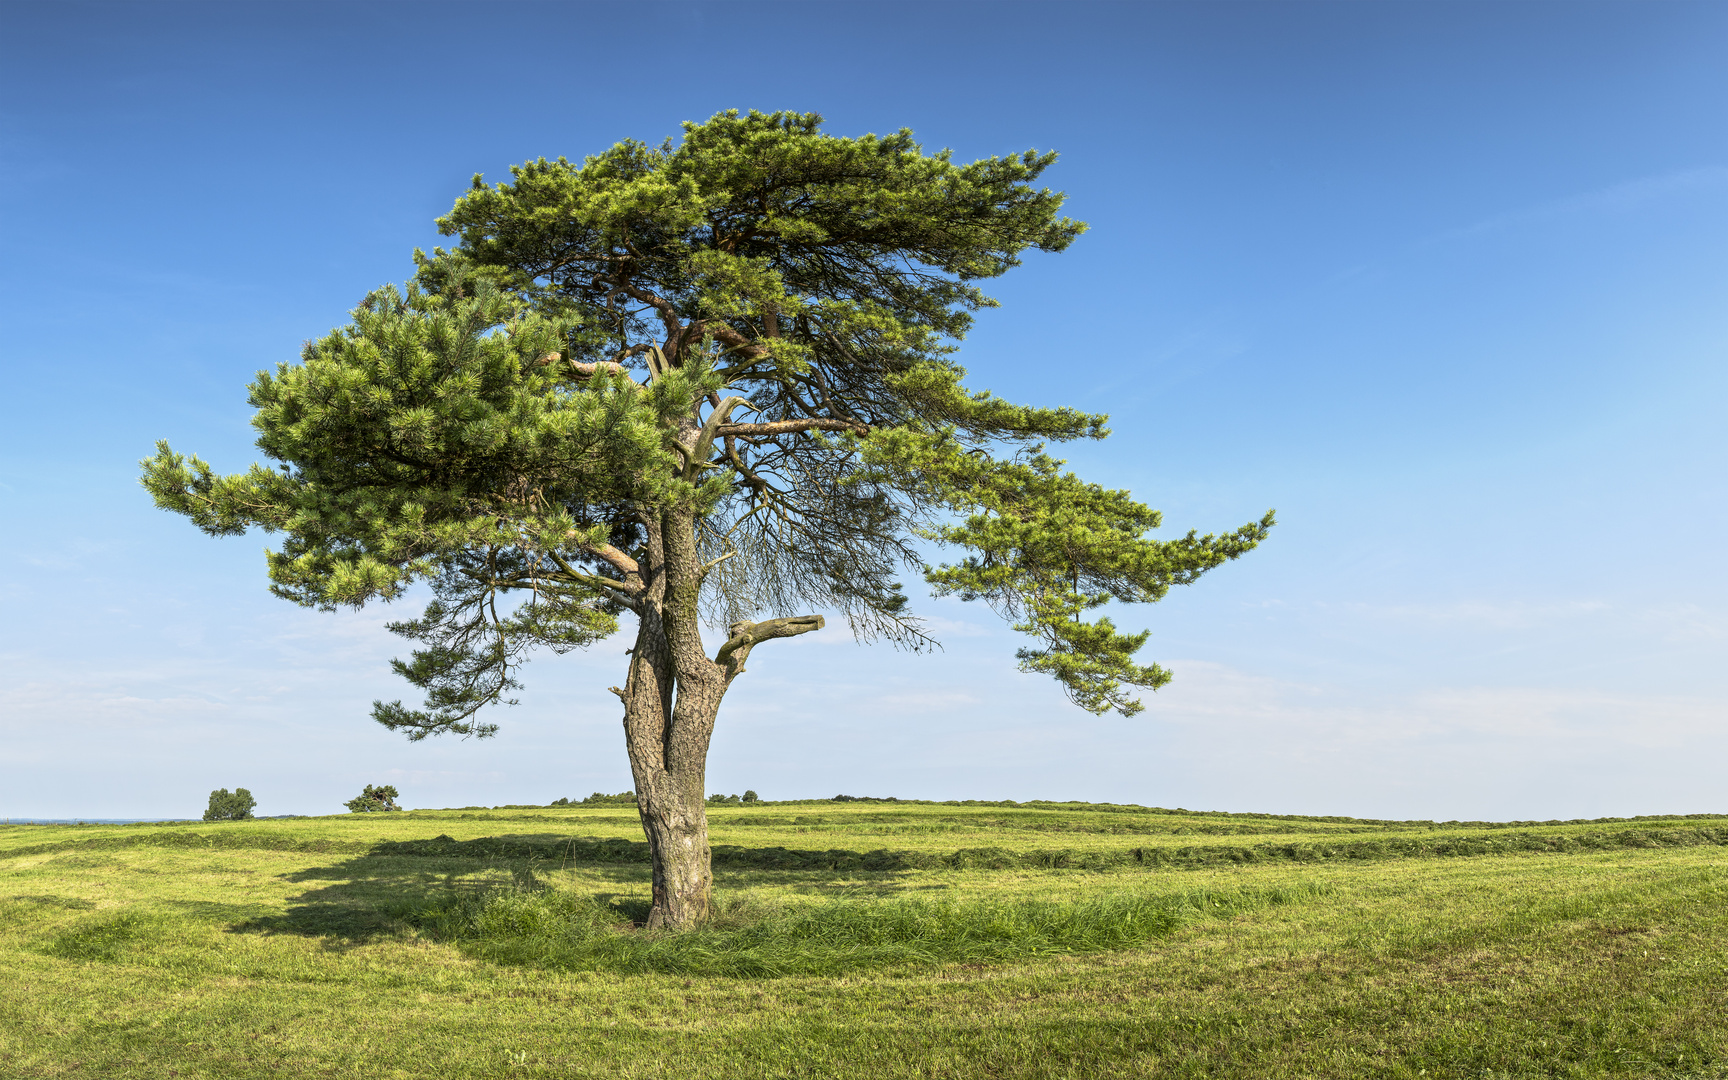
top-left (203, 788), bottom-right (256, 821)
top-left (741, 790), bottom-right (759, 805)
top-left (143, 110), bottom-right (1272, 929)
top-left (345, 784), bottom-right (401, 812)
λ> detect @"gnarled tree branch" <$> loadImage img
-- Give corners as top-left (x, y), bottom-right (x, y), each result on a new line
top-left (714, 614), bottom-right (825, 679)
top-left (717, 418), bottom-right (866, 438)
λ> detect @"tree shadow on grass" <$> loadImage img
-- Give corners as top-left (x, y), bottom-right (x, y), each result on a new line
top-left (227, 858), bottom-right (605, 945)
top-left (223, 832), bottom-right (919, 946)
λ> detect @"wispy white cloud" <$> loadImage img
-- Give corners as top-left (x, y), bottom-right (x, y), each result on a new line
top-left (1629, 603), bottom-right (1728, 643)
top-left (1436, 166), bottom-right (1728, 243)
top-left (20, 536), bottom-right (132, 570)
top-left (915, 613), bottom-right (995, 639)
top-left (1340, 598), bottom-right (1611, 630)
top-left (875, 690), bottom-right (982, 711)
top-left (1156, 659), bottom-right (1725, 752)
top-left (1321, 596), bottom-right (1728, 643)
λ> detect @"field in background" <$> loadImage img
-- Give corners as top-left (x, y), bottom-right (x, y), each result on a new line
top-left (2, 802), bottom-right (1724, 1078)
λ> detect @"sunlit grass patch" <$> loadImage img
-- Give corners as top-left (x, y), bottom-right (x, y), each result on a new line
top-left (402, 881), bottom-right (1330, 976)
top-left (40, 910), bottom-right (158, 963)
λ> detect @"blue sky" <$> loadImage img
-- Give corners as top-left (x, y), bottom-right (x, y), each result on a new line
top-left (2, 1), bottom-right (1723, 820)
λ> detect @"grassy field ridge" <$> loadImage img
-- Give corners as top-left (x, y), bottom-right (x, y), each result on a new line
top-left (3, 802), bottom-right (1724, 1078)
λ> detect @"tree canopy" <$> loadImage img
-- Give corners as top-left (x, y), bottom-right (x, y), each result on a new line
top-left (144, 110), bottom-right (1271, 927)
top-left (203, 788), bottom-right (256, 822)
top-left (345, 784), bottom-right (402, 813)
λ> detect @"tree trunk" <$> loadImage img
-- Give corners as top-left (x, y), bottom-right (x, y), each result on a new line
top-left (632, 756), bottom-right (713, 930)
top-left (623, 597), bottom-right (723, 931)
top-left (613, 504), bottom-right (825, 930)
top-left (617, 506), bottom-right (726, 930)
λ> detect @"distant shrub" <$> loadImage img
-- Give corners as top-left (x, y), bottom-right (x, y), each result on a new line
top-left (344, 784), bottom-right (401, 813)
top-left (203, 788), bottom-right (256, 821)
top-left (549, 797), bottom-right (570, 806)
top-left (742, 790), bottom-right (760, 805)
top-left (831, 794), bottom-right (899, 803)
top-left (707, 793), bottom-right (742, 806)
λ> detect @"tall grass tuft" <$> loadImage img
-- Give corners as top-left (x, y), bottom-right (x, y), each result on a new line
top-left (41, 911), bottom-right (153, 962)
top-left (402, 883), bottom-right (1328, 977)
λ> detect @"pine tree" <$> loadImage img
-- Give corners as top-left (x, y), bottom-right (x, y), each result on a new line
top-left (144, 111), bottom-right (1271, 929)
top-left (344, 784), bottom-right (401, 812)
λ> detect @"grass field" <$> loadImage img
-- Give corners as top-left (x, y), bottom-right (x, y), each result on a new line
top-left (2, 801), bottom-right (1724, 1079)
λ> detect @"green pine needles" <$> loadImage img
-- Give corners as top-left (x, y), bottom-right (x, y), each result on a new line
top-left (142, 109), bottom-right (1272, 927)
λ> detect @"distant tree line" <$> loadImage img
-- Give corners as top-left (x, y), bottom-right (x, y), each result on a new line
top-left (547, 790), bottom-right (762, 807)
top-left (550, 791), bottom-right (637, 807)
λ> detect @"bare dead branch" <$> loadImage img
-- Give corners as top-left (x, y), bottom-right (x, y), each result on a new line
top-left (714, 614), bottom-right (825, 677)
top-left (717, 418), bottom-right (866, 438)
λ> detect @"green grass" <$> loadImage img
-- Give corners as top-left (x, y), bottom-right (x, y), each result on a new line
top-left (2, 802), bottom-right (1725, 1078)
top-left (406, 880), bottom-right (1329, 976)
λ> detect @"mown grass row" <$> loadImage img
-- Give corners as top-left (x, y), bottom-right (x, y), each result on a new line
top-left (390, 882), bottom-right (1329, 977)
top-left (9, 823), bottom-right (1723, 870)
